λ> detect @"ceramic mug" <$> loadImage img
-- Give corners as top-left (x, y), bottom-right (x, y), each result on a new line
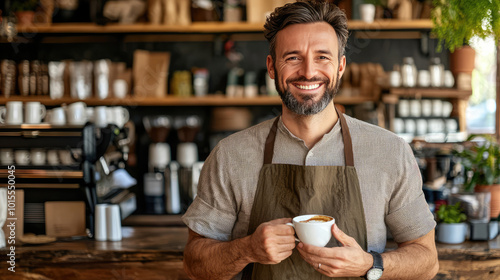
top-left (107, 106), bottom-right (129, 128)
top-left (15, 150), bottom-right (30, 165)
top-left (0, 101), bottom-right (23, 125)
top-left (31, 148), bottom-right (46, 166)
top-left (47, 150), bottom-right (60, 165)
top-left (0, 149), bottom-right (14, 165)
top-left (24, 102), bottom-right (46, 124)
top-left (50, 107), bottom-right (66, 126)
top-left (67, 102), bottom-right (87, 125)
top-left (94, 106), bottom-right (108, 128)
top-left (398, 100), bottom-right (410, 117)
top-left (286, 214), bottom-right (336, 247)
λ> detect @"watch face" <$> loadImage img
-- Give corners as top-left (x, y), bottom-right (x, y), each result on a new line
top-left (367, 268), bottom-right (383, 280)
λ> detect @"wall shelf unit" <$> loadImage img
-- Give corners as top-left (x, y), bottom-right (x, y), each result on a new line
top-left (0, 94), bottom-right (377, 107)
top-left (15, 19), bottom-right (434, 35)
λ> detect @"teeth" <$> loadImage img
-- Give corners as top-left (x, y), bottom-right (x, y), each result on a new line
top-left (296, 84), bottom-right (320, 90)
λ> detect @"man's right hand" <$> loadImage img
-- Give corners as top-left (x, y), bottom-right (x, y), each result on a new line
top-left (247, 218), bottom-right (296, 264)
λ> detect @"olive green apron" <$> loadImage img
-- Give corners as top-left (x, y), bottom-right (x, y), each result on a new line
top-left (242, 107), bottom-right (367, 280)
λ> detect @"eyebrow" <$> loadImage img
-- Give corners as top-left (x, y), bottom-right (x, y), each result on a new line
top-left (281, 49), bottom-right (334, 58)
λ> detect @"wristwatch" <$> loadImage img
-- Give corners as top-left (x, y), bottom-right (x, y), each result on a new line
top-left (364, 251), bottom-right (384, 280)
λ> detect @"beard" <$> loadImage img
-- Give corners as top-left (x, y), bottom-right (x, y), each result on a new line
top-left (275, 68), bottom-right (341, 116)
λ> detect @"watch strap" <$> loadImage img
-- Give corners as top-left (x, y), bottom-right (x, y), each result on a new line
top-left (363, 251), bottom-right (384, 279)
top-left (369, 251), bottom-right (384, 270)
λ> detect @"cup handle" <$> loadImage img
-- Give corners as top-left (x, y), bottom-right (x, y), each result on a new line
top-left (286, 222), bottom-right (300, 242)
top-left (122, 108), bottom-right (129, 123)
top-left (0, 107), bottom-right (5, 124)
top-left (40, 105), bottom-right (46, 120)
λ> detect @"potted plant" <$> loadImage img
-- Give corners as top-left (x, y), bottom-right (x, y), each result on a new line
top-left (10, 0), bottom-right (39, 25)
top-left (431, 0), bottom-right (500, 77)
top-left (436, 202), bottom-right (468, 244)
top-left (452, 134), bottom-right (500, 220)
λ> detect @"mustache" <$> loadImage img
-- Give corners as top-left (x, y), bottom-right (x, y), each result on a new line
top-left (286, 76), bottom-right (330, 84)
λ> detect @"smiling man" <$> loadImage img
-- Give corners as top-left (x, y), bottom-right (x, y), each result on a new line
top-left (182, 1), bottom-right (438, 280)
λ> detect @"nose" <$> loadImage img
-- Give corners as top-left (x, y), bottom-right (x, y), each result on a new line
top-left (298, 57), bottom-right (317, 79)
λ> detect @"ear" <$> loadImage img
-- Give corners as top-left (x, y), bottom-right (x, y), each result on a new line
top-left (338, 55), bottom-right (346, 79)
top-left (266, 55), bottom-right (275, 79)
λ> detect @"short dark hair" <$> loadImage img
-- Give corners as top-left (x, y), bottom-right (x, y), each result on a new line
top-left (264, 1), bottom-right (348, 62)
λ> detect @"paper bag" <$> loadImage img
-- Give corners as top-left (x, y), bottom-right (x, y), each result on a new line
top-left (133, 50), bottom-right (171, 97)
top-left (45, 201), bottom-right (86, 237)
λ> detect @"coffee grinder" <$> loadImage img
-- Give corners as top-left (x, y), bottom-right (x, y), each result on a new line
top-left (175, 115), bottom-right (201, 211)
top-left (143, 115), bottom-right (181, 214)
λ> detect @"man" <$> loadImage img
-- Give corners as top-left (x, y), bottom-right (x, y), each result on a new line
top-left (182, 1), bottom-right (439, 279)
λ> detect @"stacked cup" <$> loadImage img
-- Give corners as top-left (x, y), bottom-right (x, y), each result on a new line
top-left (95, 204), bottom-right (122, 241)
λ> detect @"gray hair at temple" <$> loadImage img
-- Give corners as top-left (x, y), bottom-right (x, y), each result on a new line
top-left (264, 1), bottom-right (349, 63)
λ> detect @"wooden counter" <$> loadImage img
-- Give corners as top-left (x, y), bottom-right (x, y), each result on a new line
top-left (1, 226), bottom-right (499, 280)
top-left (0, 227), bottom-right (189, 280)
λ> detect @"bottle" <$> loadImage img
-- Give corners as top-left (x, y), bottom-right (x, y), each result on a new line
top-left (401, 57), bottom-right (417, 87)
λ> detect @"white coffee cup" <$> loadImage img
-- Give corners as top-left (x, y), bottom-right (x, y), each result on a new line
top-left (0, 101), bottom-right (23, 125)
top-left (398, 100), bottom-right (410, 117)
top-left (31, 148), bottom-right (46, 166)
top-left (421, 99), bottom-right (432, 117)
top-left (24, 102), bottom-right (46, 124)
top-left (417, 70), bottom-right (431, 87)
top-left (15, 150), bottom-right (30, 165)
top-left (50, 107), bottom-right (66, 126)
top-left (107, 106), bottom-right (129, 128)
top-left (442, 101), bottom-right (453, 118)
top-left (0, 149), bottom-right (14, 165)
top-left (113, 79), bottom-right (128, 99)
top-left (286, 214), bottom-right (335, 247)
top-left (428, 119), bottom-right (445, 133)
top-left (445, 119), bottom-right (458, 133)
top-left (67, 102), bottom-right (87, 125)
top-left (416, 119), bottom-right (427, 136)
top-left (404, 119), bottom-right (416, 135)
top-left (47, 150), bottom-right (60, 165)
top-left (59, 150), bottom-right (74, 165)
top-left (177, 142), bottom-right (198, 168)
top-left (409, 99), bottom-right (421, 117)
top-left (94, 106), bottom-right (108, 128)
top-left (432, 99), bottom-right (443, 117)
top-left (393, 118), bottom-right (404, 134)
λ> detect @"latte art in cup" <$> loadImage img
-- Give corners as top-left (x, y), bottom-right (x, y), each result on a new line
top-left (300, 215), bottom-right (333, 223)
top-left (287, 214), bottom-right (336, 247)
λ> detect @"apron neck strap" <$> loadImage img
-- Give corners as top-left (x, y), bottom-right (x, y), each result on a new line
top-left (263, 106), bottom-right (354, 166)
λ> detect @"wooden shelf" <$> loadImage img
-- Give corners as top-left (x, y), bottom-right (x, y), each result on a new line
top-left (16, 19), bottom-right (433, 35)
top-left (0, 94), bottom-right (376, 107)
top-left (0, 169), bottom-right (83, 179)
top-left (388, 88), bottom-right (472, 100)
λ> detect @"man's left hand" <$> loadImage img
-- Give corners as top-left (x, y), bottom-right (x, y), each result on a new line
top-left (296, 224), bottom-right (373, 278)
